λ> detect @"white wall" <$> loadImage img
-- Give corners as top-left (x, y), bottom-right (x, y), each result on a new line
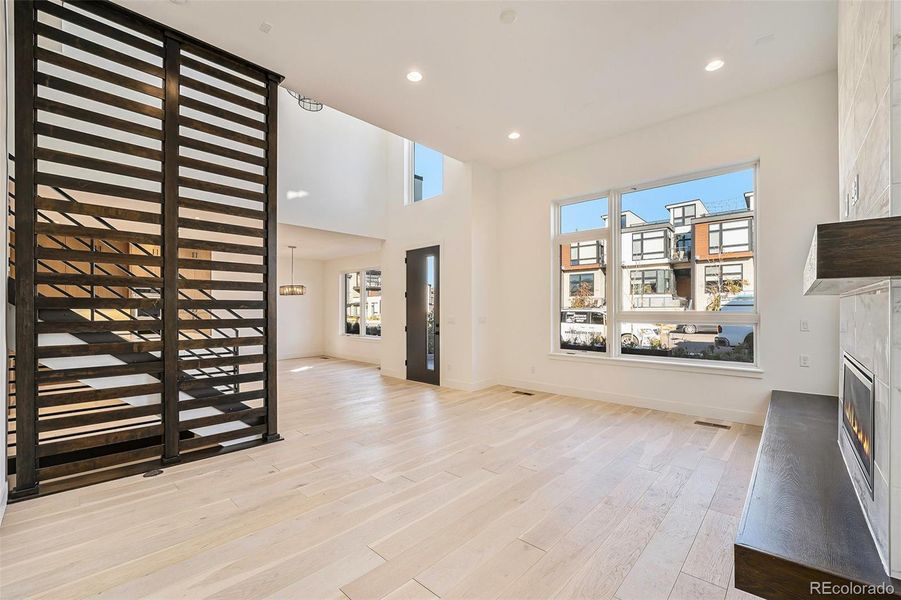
top-left (494, 72), bottom-right (840, 424)
top-left (379, 143), bottom-right (479, 389)
top-left (470, 163), bottom-right (500, 388)
top-left (322, 251), bottom-right (383, 365)
top-left (276, 253), bottom-right (325, 360)
top-left (278, 90), bottom-right (392, 239)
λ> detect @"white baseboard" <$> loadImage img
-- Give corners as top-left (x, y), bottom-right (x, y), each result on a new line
top-left (349, 362), bottom-right (761, 424)
top-left (378, 368), bottom-right (495, 393)
top-left (322, 352), bottom-right (380, 366)
top-left (443, 377), bottom-right (497, 392)
top-left (380, 368), bottom-right (405, 381)
top-left (498, 376), bottom-right (765, 425)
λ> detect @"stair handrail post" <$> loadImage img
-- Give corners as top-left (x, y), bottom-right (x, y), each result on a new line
top-left (161, 31), bottom-right (181, 465)
top-left (264, 74), bottom-right (280, 443)
top-left (11, 0), bottom-right (38, 498)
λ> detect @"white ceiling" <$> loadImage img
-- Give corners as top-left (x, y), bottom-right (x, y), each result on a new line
top-left (119, 0), bottom-right (837, 169)
top-left (277, 224), bottom-right (383, 261)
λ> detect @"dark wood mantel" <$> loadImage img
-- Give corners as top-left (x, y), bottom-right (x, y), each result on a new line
top-left (734, 390), bottom-right (900, 599)
top-left (803, 216), bottom-right (901, 296)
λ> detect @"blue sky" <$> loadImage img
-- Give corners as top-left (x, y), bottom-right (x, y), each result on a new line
top-left (561, 168), bottom-right (754, 232)
top-left (414, 143), bottom-right (444, 200)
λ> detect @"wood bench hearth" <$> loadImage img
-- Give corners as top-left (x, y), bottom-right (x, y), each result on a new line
top-left (734, 391), bottom-right (900, 599)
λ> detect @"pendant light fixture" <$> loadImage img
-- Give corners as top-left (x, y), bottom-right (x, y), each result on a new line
top-left (279, 245), bottom-right (306, 296)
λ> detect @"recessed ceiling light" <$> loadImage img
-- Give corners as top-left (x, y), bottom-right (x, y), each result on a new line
top-left (507, 131), bottom-right (521, 140)
top-left (259, 21), bottom-right (272, 34)
top-left (406, 71), bottom-right (423, 83)
top-left (705, 59), bottom-right (725, 72)
top-left (286, 190), bottom-right (309, 200)
top-left (499, 9), bottom-right (517, 24)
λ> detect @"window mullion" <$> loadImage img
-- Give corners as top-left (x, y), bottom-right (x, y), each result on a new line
top-left (609, 189), bottom-right (621, 358)
top-left (360, 270), bottom-right (367, 337)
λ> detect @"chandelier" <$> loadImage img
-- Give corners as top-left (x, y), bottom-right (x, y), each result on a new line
top-left (286, 89), bottom-right (323, 112)
top-left (279, 246), bottom-right (306, 296)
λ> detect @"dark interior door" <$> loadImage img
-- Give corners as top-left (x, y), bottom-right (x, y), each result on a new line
top-left (406, 246), bottom-right (440, 385)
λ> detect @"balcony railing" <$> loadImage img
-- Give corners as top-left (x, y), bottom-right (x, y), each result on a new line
top-left (628, 295), bottom-right (690, 310)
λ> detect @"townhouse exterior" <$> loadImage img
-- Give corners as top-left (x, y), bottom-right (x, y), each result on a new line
top-left (560, 192), bottom-right (754, 348)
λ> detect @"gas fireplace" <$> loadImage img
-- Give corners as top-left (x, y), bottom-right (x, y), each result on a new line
top-left (842, 354), bottom-right (875, 496)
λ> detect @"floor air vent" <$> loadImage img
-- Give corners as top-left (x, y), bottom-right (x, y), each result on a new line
top-left (694, 420), bottom-right (731, 430)
top-left (512, 390), bottom-right (535, 396)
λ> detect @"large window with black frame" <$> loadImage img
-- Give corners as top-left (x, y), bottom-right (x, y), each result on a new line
top-left (344, 269), bottom-right (382, 337)
top-left (554, 165), bottom-right (758, 367)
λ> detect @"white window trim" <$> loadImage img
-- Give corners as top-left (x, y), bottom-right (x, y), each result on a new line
top-left (551, 160), bottom-right (760, 370)
top-left (341, 267), bottom-right (382, 340)
top-left (403, 140), bottom-right (415, 206)
top-left (404, 140), bottom-right (445, 205)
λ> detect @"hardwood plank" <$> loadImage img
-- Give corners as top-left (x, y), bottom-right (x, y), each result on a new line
top-left (441, 539), bottom-right (545, 600)
top-left (384, 580), bottom-right (439, 600)
top-left (682, 509), bottom-right (739, 589)
top-left (669, 573), bottom-right (727, 600)
top-left (615, 458), bottom-right (726, 600)
top-left (496, 467), bottom-right (660, 600)
top-left (552, 465), bottom-right (694, 600)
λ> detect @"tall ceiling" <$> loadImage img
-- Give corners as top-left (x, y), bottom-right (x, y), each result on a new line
top-left (119, 0), bottom-right (837, 169)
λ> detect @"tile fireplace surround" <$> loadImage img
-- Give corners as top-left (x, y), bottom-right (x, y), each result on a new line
top-left (836, 0), bottom-right (901, 578)
top-left (838, 282), bottom-right (899, 574)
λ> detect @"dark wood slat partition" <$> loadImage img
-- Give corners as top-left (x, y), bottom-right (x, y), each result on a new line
top-left (10, 0), bottom-right (282, 499)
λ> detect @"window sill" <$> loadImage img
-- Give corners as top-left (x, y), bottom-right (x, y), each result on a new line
top-left (547, 351), bottom-right (764, 379)
top-left (340, 334), bottom-right (382, 343)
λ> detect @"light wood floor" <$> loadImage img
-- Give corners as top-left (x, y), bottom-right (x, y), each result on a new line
top-left (1, 357), bottom-right (763, 600)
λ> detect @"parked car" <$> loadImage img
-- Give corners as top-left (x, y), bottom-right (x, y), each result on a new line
top-left (715, 293), bottom-right (755, 347)
top-left (620, 323), bottom-right (662, 348)
top-left (674, 323), bottom-right (721, 335)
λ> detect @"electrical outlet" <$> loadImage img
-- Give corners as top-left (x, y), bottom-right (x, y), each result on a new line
top-left (799, 354), bottom-right (811, 368)
top-left (530, 365), bottom-right (536, 374)
top-left (800, 320), bottom-right (810, 332)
